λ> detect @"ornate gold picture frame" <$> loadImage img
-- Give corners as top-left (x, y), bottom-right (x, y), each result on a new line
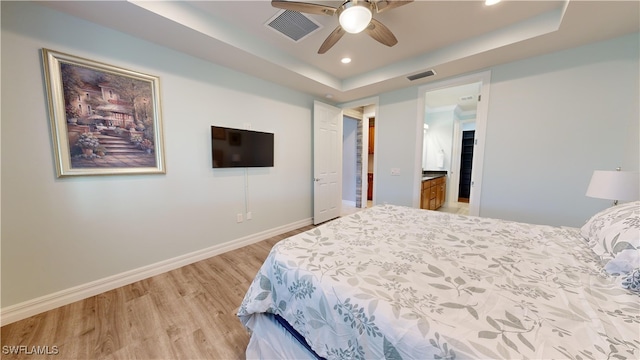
top-left (42, 49), bottom-right (166, 177)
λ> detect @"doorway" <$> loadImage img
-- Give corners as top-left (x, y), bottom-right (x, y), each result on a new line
top-left (340, 98), bottom-right (378, 215)
top-left (458, 130), bottom-right (475, 202)
top-left (366, 117), bottom-right (374, 208)
top-left (418, 71), bottom-right (491, 216)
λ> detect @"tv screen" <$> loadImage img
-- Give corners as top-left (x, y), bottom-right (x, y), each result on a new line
top-left (211, 126), bottom-right (274, 168)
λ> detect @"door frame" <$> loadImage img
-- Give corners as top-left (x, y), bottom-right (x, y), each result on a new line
top-left (416, 71), bottom-right (491, 216)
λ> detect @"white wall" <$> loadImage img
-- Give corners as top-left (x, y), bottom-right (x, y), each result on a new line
top-left (424, 107), bottom-right (455, 171)
top-left (462, 121), bottom-right (477, 131)
top-left (374, 32), bottom-right (639, 226)
top-left (1, 2), bottom-right (315, 309)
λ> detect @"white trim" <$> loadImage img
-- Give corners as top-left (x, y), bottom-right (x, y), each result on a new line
top-left (413, 96), bottom-right (425, 208)
top-left (470, 74), bottom-right (491, 217)
top-left (417, 70), bottom-right (491, 216)
top-left (0, 217), bottom-right (312, 326)
top-left (450, 118), bottom-right (463, 206)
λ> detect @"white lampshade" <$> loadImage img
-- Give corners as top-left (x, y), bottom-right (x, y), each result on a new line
top-left (586, 170), bottom-right (640, 201)
top-left (339, 4), bottom-right (372, 34)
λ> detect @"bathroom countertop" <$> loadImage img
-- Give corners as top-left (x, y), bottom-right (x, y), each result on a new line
top-left (422, 170), bottom-right (447, 181)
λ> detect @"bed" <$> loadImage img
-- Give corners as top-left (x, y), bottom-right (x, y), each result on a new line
top-left (238, 203), bottom-right (640, 359)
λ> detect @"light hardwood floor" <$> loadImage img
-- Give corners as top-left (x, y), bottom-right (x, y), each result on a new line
top-left (1, 225), bottom-right (315, 360)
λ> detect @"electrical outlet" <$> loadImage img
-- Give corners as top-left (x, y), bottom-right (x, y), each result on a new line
top-left (246, 212), bottom-right (252, 220)
top-left (236, 213), bottom-right (243, 223)
top-left (391, 168), bottom-right (401, 176)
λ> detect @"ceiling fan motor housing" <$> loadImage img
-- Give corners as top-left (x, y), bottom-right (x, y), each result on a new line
top-left (338, 0), bottom-right (374, 34)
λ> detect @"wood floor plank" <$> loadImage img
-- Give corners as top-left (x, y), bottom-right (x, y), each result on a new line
top-left (1, 224), bottom-right (315, 359)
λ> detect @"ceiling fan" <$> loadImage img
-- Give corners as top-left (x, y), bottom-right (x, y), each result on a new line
top-left (271, 0), bottom-right (413, 54)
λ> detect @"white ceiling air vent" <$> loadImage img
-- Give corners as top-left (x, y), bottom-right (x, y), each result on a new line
top-left (266, 10), bottom-right (322, 42)
top-left (407, 69), bottom-right (436, 81)
top-left (460, 95), bottom-right (474, 101)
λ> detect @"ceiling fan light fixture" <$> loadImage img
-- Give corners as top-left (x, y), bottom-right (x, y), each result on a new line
top-left (338, 3), bottom-right (372, 34)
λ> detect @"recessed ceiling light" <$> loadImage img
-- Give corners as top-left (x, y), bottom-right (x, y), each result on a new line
top-left (485, 0), bottom-right (501, 5)
top-left (341, 57), bottom-right (352, 64)
top-left (325, 94), bottom-right (333, 99)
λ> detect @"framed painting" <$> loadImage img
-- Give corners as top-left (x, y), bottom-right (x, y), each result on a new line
top-left (42, 49), bottom-right (166, 177)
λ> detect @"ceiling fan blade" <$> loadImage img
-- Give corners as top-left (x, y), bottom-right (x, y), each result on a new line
top-left (271, 1), bottom-right (337, 16)
top-left (366, 19), bottom-right (398, 47)
top-left (318, 26), bottom-right (346, 54)
top-left (374, 0), bottom-right (413, 14)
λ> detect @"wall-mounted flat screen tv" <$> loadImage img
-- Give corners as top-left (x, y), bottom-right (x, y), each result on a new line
top-left (211, 126), bottom-right (274, 168)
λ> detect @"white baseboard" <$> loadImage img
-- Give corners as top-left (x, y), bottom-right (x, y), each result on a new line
top-left (0, 218), bottom-right (312, 326)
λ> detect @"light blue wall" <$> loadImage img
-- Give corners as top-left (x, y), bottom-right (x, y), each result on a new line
top-left (342, 117), bottom-right (358, 202)
top-left (1, 2), bottom-right (315, 307)
top-left (374, 32), bottom-right (639, 226)
top-left (481, 33), bottom-right (639, 226)
top-left (375, 87), bottom-right (421, 206)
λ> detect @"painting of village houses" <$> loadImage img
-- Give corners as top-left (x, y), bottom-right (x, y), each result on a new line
top-left (43, 49), bottom-right (165, 177)
top-left (64, 62), bottom-right (159, 166)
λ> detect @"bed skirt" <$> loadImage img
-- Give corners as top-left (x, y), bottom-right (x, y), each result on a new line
top-left (245, 313), bottom-right (321, 360)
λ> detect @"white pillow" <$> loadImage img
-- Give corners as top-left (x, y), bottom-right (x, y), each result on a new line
top-left (580, 201), bottom-right (640, 260)
top-left (604, 249), bottom-right (640, 275)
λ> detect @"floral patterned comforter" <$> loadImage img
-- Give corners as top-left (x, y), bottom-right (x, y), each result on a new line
top-left (238, 205), bottom-right (640, 359)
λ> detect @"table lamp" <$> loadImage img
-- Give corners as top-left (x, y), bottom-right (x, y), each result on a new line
top-left (586, 168), bottom-right (640, 205)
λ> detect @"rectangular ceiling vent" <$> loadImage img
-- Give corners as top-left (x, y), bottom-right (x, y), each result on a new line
top-left (266, 10), bottom-right (322, 42)
top-left (407, 70), bottom-right (436, 81)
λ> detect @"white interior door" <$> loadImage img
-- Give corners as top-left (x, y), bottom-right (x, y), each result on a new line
top-left (313, 101), bottom-right (343, 225)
